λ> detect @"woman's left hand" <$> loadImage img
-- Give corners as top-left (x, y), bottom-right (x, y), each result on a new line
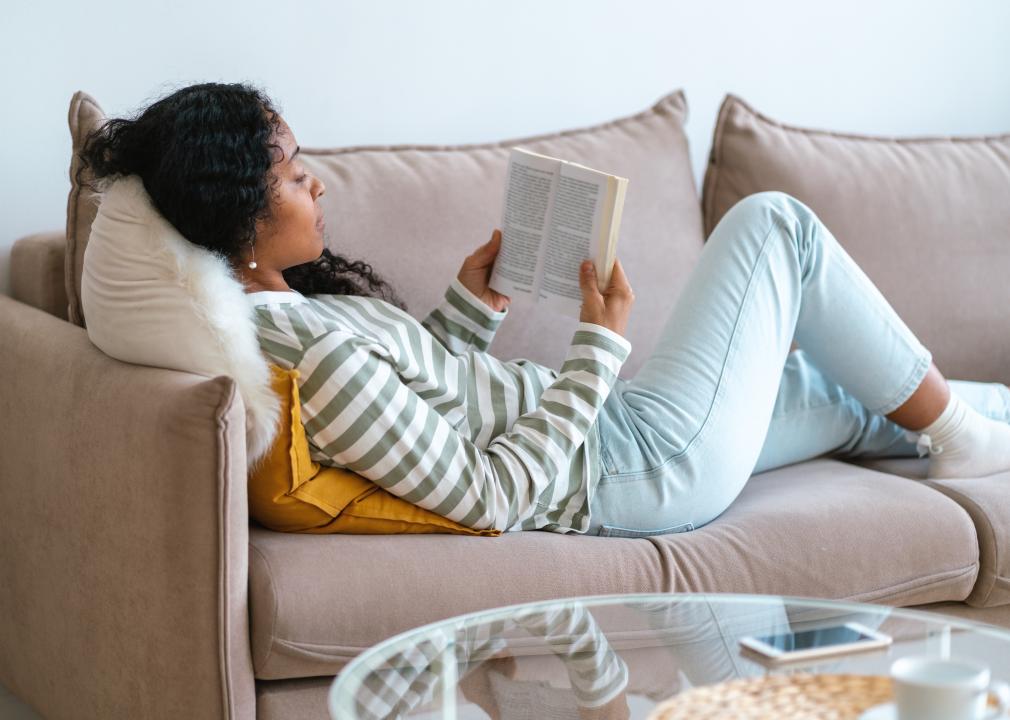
top-left (457, 229), bottom-right (511, 313)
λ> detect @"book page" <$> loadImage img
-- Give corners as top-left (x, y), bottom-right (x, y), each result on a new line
top-left (488, 149), bottom-right (560, 298)
top-left (536, 162), bottom-right (608, 317)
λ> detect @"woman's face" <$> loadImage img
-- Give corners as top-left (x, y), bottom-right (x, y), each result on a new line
top-left (240, 116), bottom-right (326, 279)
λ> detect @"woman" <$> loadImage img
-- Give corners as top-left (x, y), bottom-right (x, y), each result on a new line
top-left (77, 82), bottom-right (1010, 536)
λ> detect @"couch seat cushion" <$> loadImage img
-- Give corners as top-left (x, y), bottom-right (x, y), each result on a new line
top-left (247, 458), bottom-right (978, 680)
top-left (852, 456), bottom-right (1010, 609)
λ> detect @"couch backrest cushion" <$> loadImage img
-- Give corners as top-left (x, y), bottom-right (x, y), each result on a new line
top-left (702, 93), bottom-right (1010, 384)
top-left (66, 90), bottom-right (106, 327)
top-left (66, 88), bottom-right (705, 377)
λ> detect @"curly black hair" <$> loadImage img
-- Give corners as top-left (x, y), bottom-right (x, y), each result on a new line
top-left (74, 81), bottom-right (407, 311)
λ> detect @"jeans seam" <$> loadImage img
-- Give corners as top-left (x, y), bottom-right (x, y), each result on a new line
top-left (601, 441), bottom-right (617, 476)
top-left (599, 460), bottom-right (680, 484)
top-left (594, 416), bottom-right (617, 476)
top-left (770, 396), bottom-right (843, 419)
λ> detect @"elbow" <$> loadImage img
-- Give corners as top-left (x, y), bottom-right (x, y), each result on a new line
top-left (475, 454), bottom-right (514, 532)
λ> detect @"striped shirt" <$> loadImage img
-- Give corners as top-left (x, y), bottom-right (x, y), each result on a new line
top-left (247, 276), bottom-right (631, 534)
top-left (347, 602), bottom-right (629, 717)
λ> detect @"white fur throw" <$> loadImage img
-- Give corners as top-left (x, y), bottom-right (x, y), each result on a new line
top-left (80, 174), bottom-right (280, 468)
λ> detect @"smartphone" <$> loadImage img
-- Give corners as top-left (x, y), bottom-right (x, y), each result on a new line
top-left (738, 622), bottom-right (892, 664)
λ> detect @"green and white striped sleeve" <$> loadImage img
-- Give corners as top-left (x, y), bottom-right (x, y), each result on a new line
top-left (296, 321), bottom-right (631, 532)
top-left (510, 604), bottom-right (629, 708)
top-left (420, 276), bottom-right (507, 355)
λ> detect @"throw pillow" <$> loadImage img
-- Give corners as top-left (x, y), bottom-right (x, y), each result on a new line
top-left (249, 363), bottom-right (501, 536)
top-left (79, 173), bottom-right (281, 467)
top-left (701, 93), bottom-right (1010, 384)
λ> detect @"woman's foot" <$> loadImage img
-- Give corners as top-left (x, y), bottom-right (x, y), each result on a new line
top-left (910, 390), bottom-right (1010, 479)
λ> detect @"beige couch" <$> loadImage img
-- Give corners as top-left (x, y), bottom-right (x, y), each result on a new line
top-left (1, 88), bottom-right (1009, 719)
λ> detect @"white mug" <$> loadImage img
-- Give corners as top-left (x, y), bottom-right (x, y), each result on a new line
top-left (890, 656), bottom-right (1010, 720)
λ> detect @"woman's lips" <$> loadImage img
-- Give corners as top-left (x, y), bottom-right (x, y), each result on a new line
top-left (316, 215), bottom-right (326, 231)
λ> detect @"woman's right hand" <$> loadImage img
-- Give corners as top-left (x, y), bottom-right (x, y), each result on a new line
top-left (579, 258), bottom-right (634, 338)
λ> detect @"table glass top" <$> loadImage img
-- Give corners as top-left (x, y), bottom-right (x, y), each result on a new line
top-left (328, 593), bottom-right (1010, 719)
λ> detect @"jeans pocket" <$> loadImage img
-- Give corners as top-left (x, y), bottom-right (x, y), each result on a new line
top-left (598, 521), bottom-right (695, 538)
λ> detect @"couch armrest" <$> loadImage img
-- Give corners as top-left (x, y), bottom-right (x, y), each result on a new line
top-left (10, 231), bottom-right (69, 321)
top-left (0, 295), bottom-right (255, 720)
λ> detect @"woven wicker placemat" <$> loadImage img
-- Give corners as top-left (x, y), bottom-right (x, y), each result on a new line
top-left (647, 672), bottom-right (893, 720)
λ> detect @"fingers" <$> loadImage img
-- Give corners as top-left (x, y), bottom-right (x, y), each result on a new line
top-left (579, 261), bottom-right (603, 302)
top-left (579, 257), bottom-right (633, 335)
top-left (464, 230), bottom-right (501, 267)
top-left (474, 229), bottom-right (501, 256)
top-left (609, 257), bottom-right (628, 284)
top-left (608, 258), bottom-right (633, 296)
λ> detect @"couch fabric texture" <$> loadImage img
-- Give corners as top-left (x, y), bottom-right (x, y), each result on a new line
top-left (0, 294), bottom-right (255, 720)
top-left (851, 455), bottom-right (1010, 608)
top-left (1, 87), bottom-right (1007, 720)
top-left (10, 231), bottom-right (68, 321)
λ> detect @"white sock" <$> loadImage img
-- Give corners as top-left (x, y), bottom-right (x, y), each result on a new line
top-left (904, 390), bottom-right (1010, 479)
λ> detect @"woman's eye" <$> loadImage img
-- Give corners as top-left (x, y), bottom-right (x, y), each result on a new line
top-left (296, 174), bottom-right (308, 183)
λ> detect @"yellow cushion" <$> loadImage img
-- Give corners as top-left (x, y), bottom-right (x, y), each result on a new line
top-left (248, 363), bottom-right (501, 536)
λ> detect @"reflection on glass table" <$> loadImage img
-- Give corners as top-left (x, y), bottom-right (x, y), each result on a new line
top-left (327, 593), bottom-right (1010, 720)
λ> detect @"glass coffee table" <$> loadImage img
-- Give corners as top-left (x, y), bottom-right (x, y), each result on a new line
top-left (327, 593), bottom-right (1010, 719)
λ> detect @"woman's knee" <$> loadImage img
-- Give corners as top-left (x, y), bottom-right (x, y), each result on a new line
top-left (721, 190), bottom-right (826, 263)
top-left (727, 190), bottom-right (813, 228)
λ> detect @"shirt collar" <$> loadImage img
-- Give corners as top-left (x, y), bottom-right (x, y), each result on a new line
top-left (245, 289), bottom-right (308, 306)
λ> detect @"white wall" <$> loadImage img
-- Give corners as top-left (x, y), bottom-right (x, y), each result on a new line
top-left (3, 0), bottom-right (1009, 300)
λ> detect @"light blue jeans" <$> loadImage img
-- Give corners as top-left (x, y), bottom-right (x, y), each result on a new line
top-left (588, 191), bottom-right (1010, 537)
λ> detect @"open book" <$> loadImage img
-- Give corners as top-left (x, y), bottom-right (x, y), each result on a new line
top-left (488, 147), bottom-right (629, 318)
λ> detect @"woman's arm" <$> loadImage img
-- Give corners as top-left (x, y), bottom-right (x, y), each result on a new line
top-left (421, 228), bottom-right (511, 355)
top-left (420, 275), bottom-right (508, 355)
top-left (296, 322), bottom-right (631, 532)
